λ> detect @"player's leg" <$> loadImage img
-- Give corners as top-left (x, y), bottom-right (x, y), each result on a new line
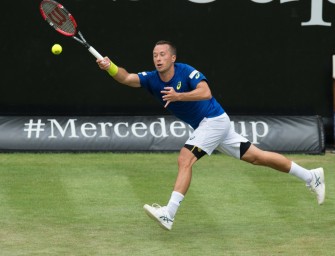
top-left (143, 145), bottom-right (204, 231)
top-left (143, 115), bottom-right (222, 231)
top-left (240, 144), bottom-right (325, 204)
top-left (166, 145), bottom-right (206, 217)
top-left (173, 145), bottom-right (202, 194)
top-left (241, 144), bottom-right (293, 173)
top-left (216, 115), bottom-right (325, 205)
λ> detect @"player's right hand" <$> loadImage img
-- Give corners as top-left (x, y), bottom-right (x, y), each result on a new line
top-left (97, 57), bottom-right (111, 70)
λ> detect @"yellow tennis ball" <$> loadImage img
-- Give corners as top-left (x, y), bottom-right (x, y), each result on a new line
top-left (51, 44), bottom-right (62, 55)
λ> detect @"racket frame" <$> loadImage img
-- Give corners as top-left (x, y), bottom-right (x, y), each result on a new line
top-left (40, 0), bottom-right (103, 59)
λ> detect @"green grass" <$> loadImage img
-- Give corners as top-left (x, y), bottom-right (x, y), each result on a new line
top-left (0, 152), bottom-right (334, 256)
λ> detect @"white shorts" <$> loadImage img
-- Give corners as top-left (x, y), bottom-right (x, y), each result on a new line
top-left (185, 113), bottom-right (249, 159)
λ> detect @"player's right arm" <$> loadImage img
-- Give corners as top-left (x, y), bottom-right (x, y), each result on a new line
top-left (97, 57), bottom-right (141, 88)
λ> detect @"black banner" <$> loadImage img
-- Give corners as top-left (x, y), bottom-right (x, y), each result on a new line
top-left (0, 115), bottom-right (324, 154)
top-left (1, 0), bottom-right (334, 145)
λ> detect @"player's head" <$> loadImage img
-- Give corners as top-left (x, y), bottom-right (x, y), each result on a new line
top-left (153, 40), bottom-right (177, 73)
top-left (154, 40), bottom-right (177, 56)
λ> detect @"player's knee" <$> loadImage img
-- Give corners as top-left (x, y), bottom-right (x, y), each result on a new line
top-left (248, 151), bottom-right (269, 166)
top-left (241, 143), bottom-right (265, 165)
top-left (177, 153), bottom-right (193, 169)
top-left (249, 157), bottom-right (262, 166)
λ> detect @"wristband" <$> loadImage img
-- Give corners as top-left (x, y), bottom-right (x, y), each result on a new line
top-left (107, 61), bottom-right (119, 76)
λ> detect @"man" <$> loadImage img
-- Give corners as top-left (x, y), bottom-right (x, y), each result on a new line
top-left (97, 40), bottom-right (325, 231)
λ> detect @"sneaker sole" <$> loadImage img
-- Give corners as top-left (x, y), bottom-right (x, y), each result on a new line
top-left (143, 204), bottom-right (172, 231)
top-left (316, 168), bottom-right (325, 205)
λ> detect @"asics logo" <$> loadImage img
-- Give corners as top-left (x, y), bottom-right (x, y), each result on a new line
top-left (160, 215), bottom-right (173, 223)
top-left (176, 81), bottom-right (182, 90)
top-left (314, 174), bottom-right (321, 188)
top-left (189, 70), bottom-right (200, 79)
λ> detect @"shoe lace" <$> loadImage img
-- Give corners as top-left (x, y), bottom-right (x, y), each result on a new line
top-left (152, 203), bottom-right (162, 209)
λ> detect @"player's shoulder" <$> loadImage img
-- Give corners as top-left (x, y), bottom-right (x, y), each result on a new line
top-left (175, 62), bottom-right (195, 71)
top-left (175, 62), bottom-right (198, 76)
top-left (175, 62), bottom-right (205, 80)
top-left (138, 70), bottom-right (157, 77)
top-left (138, 69), bottom-right (159, 83)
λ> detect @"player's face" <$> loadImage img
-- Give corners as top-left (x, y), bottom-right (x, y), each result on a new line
top-left (153, 44), bottom-right (176, 73)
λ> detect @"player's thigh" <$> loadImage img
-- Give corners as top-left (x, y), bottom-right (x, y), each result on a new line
top-left (186, 113), bottom-right (231, 155)
top-left (216, 127), bottom-right (249, 159)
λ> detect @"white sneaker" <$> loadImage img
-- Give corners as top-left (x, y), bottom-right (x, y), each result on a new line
top-left (307, 168), bottom-right (325, 205)
top-left (143, 203), bottom-right (174, 231)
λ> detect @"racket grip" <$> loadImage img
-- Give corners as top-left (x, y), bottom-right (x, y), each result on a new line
top-left (88, 46), bottom-right (103, 60)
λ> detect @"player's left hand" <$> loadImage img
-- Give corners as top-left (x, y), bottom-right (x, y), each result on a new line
top-left (161, 87), bottom-right (179, 108)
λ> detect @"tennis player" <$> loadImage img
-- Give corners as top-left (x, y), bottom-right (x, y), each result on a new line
top-left (97, 40), bottom-right (325, 231)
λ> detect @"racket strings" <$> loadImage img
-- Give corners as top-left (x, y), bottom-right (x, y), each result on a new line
top-left (41, 1), bottom-right (76, 35)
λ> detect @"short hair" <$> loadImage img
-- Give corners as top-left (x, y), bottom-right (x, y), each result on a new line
top-left (155, 40), bottom-right (177, 56)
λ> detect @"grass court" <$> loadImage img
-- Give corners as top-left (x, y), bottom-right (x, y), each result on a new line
top-left (0, 152), bottom-right (334, 255)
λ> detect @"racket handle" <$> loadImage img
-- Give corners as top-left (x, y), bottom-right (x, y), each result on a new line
top-left (88, 46), bottom-right (103, 60)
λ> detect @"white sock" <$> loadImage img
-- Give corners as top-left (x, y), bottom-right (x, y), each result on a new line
top-left (289, 162), bottom-right (312, 183)
top-left (166, 191), bottom-right (184, 219)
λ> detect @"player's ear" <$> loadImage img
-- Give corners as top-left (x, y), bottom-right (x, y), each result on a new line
top-left (172, 55), bottom-right (176, 63)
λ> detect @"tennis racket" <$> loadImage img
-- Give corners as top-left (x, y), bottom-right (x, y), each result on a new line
top-left (40, 0), bottom-right (103, 60)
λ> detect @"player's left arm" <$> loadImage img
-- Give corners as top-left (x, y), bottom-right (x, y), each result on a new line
top-left (161, 80), bottom-right (212, 108)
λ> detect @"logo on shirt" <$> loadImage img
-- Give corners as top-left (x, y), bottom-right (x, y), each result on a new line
top-left (176, 81), bottom-right (182, 90)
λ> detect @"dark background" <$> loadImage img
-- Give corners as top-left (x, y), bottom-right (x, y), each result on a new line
top-left (1, 0), bottom-right (334, 145)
